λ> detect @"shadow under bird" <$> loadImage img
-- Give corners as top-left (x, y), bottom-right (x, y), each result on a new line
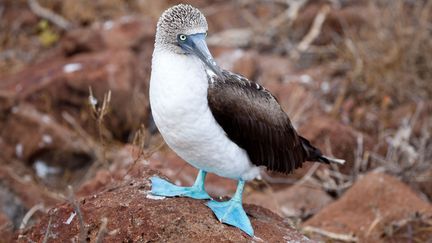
top-left (149, 4), bottom-right (345, 237)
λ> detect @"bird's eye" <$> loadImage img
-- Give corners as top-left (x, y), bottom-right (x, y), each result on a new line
top-left (205, 31), bottom-right (208, 37)
top-left (179, 34), bottom-right (187, 41)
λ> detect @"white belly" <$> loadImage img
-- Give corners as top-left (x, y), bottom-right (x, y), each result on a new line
top-left (149, 49), bottom-right (260, 180)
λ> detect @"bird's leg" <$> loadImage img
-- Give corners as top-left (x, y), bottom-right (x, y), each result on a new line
top-left (207, 180), bottom-right (254, 236)
top-left (150, 170), bottom-right (211, 199)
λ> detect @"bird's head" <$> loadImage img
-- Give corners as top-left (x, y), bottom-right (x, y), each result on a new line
top-left (155, 4), bottom-right (221, 75)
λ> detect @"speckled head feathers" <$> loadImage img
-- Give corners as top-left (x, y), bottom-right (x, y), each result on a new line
top-left (155, 4), bottom-right (208, 52)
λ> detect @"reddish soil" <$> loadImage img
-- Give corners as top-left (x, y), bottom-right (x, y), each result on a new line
top-left (0, 0), bottom-right (431, 242)
top-left (303, 172), bottom-right (432, 242)
top-left (19, 167), bottom-right (311, 243)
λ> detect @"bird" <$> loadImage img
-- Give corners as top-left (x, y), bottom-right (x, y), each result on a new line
top-left (149, 4), bottom-right (345, 237)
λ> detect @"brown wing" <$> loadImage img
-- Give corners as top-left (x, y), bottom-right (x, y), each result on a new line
top-left (207, 70), bottom-right (308, 173)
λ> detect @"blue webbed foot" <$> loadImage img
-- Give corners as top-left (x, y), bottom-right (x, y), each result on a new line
top-left (206, 180), bottom-right (254, 236)
top-left (207, 198), bottom-right (254, 236)
top-left (150, 170), bottom-right (211, 200)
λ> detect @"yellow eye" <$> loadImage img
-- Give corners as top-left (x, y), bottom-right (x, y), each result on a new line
top-left (205, 31), bottom-right (208, 37)
top-left (179, 34), bottom-right (187, 41)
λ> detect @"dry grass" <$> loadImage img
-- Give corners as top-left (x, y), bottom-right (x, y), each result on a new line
top-left (67, 185), bottom-right (86, 243)
top-left (338, 0), bottom-right (432, 106)
top-left (329, 0), bottom-right (432, 198)
top-left (382, 213), bottom-right (432, 242)
top-left (369, 105), bottom-right (432, 197)
top-left (261, 2), bottom-right (432, 214)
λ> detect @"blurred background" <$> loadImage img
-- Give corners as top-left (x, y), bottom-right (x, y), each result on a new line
top-left (0, 0), bottom-right (431, 242)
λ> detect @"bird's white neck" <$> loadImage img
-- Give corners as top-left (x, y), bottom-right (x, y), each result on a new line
top-left (151, 48), bottom-right (209, 91)
top-left (149, 49), bottom-right (210, 124)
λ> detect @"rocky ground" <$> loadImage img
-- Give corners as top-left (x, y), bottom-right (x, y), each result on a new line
top-left (0, 0), bottom-right (431, 242)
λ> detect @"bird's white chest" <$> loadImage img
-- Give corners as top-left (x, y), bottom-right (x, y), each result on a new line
top-left (149, 50), bottom-right (259, 180)
top-left (149, 51), bottom-right (210, 143)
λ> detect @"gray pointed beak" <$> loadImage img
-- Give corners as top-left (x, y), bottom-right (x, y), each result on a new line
top-left (179, 33), bottom-right (222, 76)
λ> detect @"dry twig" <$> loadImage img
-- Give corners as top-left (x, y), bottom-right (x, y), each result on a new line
top-left (89, 87), bottom-right (112, 144)
top-left (42, 215), bottom-right (53, 243)
top-left (123, 125), bottom-right (165, 178)
top-left (95, 217), bottom-right (108, 243)
top-left (67, 185), bottom-right (86, 243)
top-left (295, 163), bottom-right (320, 186)
top-left (27, 0), bottom-right (71, 30)
top-left (302, 226), bottom-right (359, 242)
top-left (62, 112), bottom-right (100, 153)
top-left (297, 5), bottom-right (331, 52)
top-left (19, 203), bottom-right (45, 230)
top-left (269, 0), bottom-right (309, 28)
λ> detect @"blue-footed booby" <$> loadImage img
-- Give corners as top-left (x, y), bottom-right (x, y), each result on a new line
top-left (149, 4), bottom-right (345, 236)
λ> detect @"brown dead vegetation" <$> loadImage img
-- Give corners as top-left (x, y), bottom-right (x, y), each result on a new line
top-left (0, 0), bottom-right (431, 242)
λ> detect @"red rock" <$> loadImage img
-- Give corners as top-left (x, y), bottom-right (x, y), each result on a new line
top-left (276, 184), bottom-right (333, 219)
top-left (0, 104), bottom-right (95, 164)
top-left (20, 168), bottom-right (312, 242)
top-left (76, 170), bottom-right (114, 197)
top-left (101, 17), bottom-right (156, 50)
top-left (0, 163), bottom-right (61, 236)
top-left (299, 116), bottom-right (373, 173)
top-left (134, 1), bottom-right (168, 19)
top-left (275, 83), bottom-right (322, 125)
top-left (59, 0), bottom-right (154, 25)
top-left (244, 183), bottom-right (333, 220)
top-left (0, 165), bottom-right (60, 209)
top-left (216, 49), bottom-right (258, 80)
top-left (256, 54), bottom-right (296, 87)
top-left (0, 136), bottom-right (13, 163)
top-left (263, 164), bottom-right (321, 191)
top-left (202, 3), bottom-right (249, 32)
top-left (0, 48), bottom-right (149, 141)
top-left (303, 172), bottom-right (432, 242)
top-left (244, 190), bottom-right (282, 216)
top-left (62, 16), bottom-right (156, 55)
top-left (417, 169), bottom-right (432, 201)
top-left (254, 55), bottom-right (325, 125)
top-left (0, 5), bottom-right (38, 29)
